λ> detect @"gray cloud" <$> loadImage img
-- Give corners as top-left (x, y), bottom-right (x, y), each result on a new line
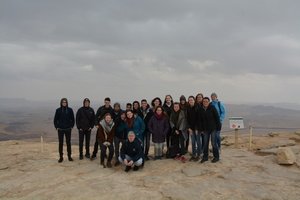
top-left (0, 0), bottom-right (300, 103)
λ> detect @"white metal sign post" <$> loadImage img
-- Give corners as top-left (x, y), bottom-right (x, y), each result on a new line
top-left (229, 117), bottom-right (244, 148)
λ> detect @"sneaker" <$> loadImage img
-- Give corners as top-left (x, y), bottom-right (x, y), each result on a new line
top-left (79, 155), bottom-right (83, 160)
top-left (133, 166), bottom-right (139, 171)
top-left (68, 157), bottom-right (73, 161)
top-left (189, 156), bottom-right (196, 161)
top-left (200, 158), bottom-right (208, 163)
top-left (58, 157), bottom-right (63, 163)
top-left (194, 156), bottom-right (200, 162)
top-left (180, 156), bottom-right (187, 163)
top-left (85, 154), bottom-right (90, 159)
top-left (211, 158), bottom-right (219, 163)
top-left (125, 166), bottom-right (131, 172)
top-left (90, 155), bottom-right (96, 161)
top-left (107, 161), bottom-right (112, 168)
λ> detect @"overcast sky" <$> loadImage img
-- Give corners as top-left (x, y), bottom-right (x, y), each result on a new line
top-left (0, 0), bottom-right (299, 105)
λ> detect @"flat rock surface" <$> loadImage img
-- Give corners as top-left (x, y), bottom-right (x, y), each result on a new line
top-left (1, 133), bottom-right (300, 200)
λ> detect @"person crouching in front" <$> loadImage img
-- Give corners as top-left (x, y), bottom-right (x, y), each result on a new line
top-left (119, 131), bottom-right (144, 172)
top-left (97, 113), bottom-right (115, 168)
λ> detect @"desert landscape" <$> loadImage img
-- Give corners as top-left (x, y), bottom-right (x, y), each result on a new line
top-left (1, 100), bottom-right (300, 200)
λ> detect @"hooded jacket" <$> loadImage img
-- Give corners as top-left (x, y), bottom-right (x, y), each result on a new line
top-left (200, 104), bottom-right (221, 132)
top-left (97, 119), bottom-right (115, 144)
top-left (138, 106), bottom-right (154, 132)
top-left (76, 99), bottom-right (95, 131)
top-left (125, 115), bottom-right (145, 141)
top-left (95, 105), bottom-right (114, 125)
top-left (148, 114), bottom-right (170, 143)
top-left (120, 138), bottom-right (143, 162)
top-left (169, 109), bottom-right (186, 132)
top-left (54, 98), bottom-right (75, 130)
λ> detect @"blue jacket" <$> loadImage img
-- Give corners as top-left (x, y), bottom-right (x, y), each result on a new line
top-left (125, 115), bottom-right (145, 141)
top-left (54, 107), bottom-right (75, 130)
top-left (211, 100), bottom-right (226, 123)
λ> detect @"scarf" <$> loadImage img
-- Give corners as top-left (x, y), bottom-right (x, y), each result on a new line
top-left (126, 117), bottom-right (134, 129)
top-left (100, 119), bottom-right (115, 140)
top-left (155, 113), bottom-right (164, 120)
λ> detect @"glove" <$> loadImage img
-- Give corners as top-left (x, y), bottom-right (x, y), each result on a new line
top-left (103, 142), bottom-right (111, 146)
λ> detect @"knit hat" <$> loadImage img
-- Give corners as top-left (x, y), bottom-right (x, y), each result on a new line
top-left (211, 93), bottom-right (218, 98)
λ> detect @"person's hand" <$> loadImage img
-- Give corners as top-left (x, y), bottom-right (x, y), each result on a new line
top-left (88, 128), bottom-right (92, 131)
top-left (175, 130), bottom-right (179, 135)
top-left (124, 159), bottom-right (128, 165)
top-left (128, 160), bottom-right (134, 166)
top-left (79, 129), bottom-right (83, 131)
top-left (96, 125), bottom-right (99, 129)
top-left (188, 128), bottom-right (193, 134)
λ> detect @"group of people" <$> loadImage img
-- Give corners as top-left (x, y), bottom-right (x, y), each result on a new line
top-left (53, 93), bottom-right (226, 172)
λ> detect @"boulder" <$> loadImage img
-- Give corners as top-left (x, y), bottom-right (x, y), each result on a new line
top-left (277, 147), bottom-right (296, 165)
top-left (268, 132), bottom-right (279, 137)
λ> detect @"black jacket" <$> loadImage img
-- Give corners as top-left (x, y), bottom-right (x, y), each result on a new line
top-left (95, 105), bottom-right (114, 125)
top-left (120, 138), bottom-right (143, 162)
top-left (163, 103), bottom-right (173, 118)
top-left (54, 107), bottom-right (75, 130)
top-left (200, 104), bottom-right (221, 132)
top-left (76, 107), bottom-right (95, 130)
top-left (186, 105), bottom-right (197, 131)
top-left (138, 108), bottom-right (154, 132)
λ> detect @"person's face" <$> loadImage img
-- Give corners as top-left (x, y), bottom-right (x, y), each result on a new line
top-left (120, 113), bottom-right (126, 120)
top-left (165, 96), bottom-right (172, 104)
top-left (196, 95), bottom-right (203, 103)
top-left (173, 104), bottom-right (180, 112)
top-left (141, 101), bottom-right (148, 109)
top-left (104, 115), bottom-right (112, 123)
top-left (114, 105), bottom-right (120, 111)
top-left (62, 101), bottom-right (67, 107)
top-left (84, 101), bottom-right (90, 107)
top-left (133, 103), bottom-right (139, 110)
top-left (126, 111), bottom-right (133, 119)
top-left (156, 107), bottom-right (163, 115)
top-left (211, 95), bottom-right (217, 101)
top-left (154, 99), bottom-right (160, 107)
top-left (180, 99), bottom-right (186, 105)
top-left (104, 100), bottom-right (110, 108)
top-left (188, 98), bottom-right (195, 106)
top-left (203, 99), bottom-right (210, 108)
top-left (126, 105), bottom-right (132, 110)
top-left (128, 134), bottom-right (135, 142)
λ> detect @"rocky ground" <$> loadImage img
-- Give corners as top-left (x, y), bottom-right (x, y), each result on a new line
top-left (0, 132), bottom-right (300, 200)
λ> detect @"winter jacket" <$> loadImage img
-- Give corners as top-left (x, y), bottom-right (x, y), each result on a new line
top-left (148, 114), bottom-right (170, 143)
top-left (169, 110), bottom-right (186, 132)
top-left (162, 103), bottom-right (173, 118)
top-left (95, 105), bottom-right (114, 125)
top-left (138, 107), bottom-right (154, 132)
top-left (211, 100), bottom-right (226, 123)
top-left (97, 121), bottom-right (115, 144)
top-left (120, 138), bottom-right (143, 162)
top-left (125, 115), bottom-right (145, 141)
top-left (114, 117), bottom-right (127, 140)
top-left (76, 107), bottom-right (95, 131)
top-left (186, 105), bottom-right (197, 131)
top-left (200, 104), bottom-right (221, 132)
top-left (54, 107), bottom-right (75, 130)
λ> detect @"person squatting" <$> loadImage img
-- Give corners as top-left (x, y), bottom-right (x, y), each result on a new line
top-left (53, 93), bottom-right (226, 172)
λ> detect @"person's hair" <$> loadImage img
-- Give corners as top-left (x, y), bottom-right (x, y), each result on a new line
top-left (113, 102), bottom-right (120, 108)
top-left (104, 97), bottom-right (111, 102)
top-left (104, 113), bottom-right (112, 118)
top-left (188, 96), bottom-right (195, 100)
top-left (141, 99), bottom-right (147, 103)
top-left (132, 101), bottom-right (140, 107)
top-left (126, 103), bottom-right (132, 106)
top-left (125, 109), bottom-right (133, 116)
top-left (203, 97), bottom-right (210, 101)
top-left (196, 93), bottom-right (204, 99)
top-left (128, 131), bottom-right (135, 136)
top-left (163, 94), bottom-right (173, 105)
top-left (173, 102), bottom-right (180, 106)
top-left (154, 105), bottom-right (164, 113)
top-left (151, 97), bottom-right (162, 107)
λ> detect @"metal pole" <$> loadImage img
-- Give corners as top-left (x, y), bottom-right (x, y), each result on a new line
top-left (235, 129), bottom-right (238, 148)
top-left (249, 126), bottom-right (253, 150)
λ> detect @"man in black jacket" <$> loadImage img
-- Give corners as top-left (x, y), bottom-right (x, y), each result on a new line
top-left (119, 131), bottom-right (144, 172)
top-left (54, 98), bottom-right (75, 163)
top-left (91, 97), bottom-right (114, 160)
top-left (76, 98), bottom-right (95, 160)
top-left (199, 97), bottom-right (221, 163)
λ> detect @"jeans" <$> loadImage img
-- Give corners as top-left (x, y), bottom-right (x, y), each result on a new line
top-left (58, 129), bottom-right (72, 157)
top-left (118, 155), bottom-right (143, 166)
top-left (172, 132), bottom-right (186, 156)
top-left (143, 131), bottom-right (151, 156)
top-left (154, 143), bottom-right (164, 157)
top-left (79, 129), bottom-right (91, 156)
top-left (191, 131), bottom-right (202, 157)
top-left (203, 130), bottom-right (219, 160)
top-left (100, 143), bottom-right (114, 163)
top-left (114, 137), bottom-right (124, 161)
top-left (92, 135), bottom-right (99, 157)
top-left (215, 130), bottom-right (221, 150)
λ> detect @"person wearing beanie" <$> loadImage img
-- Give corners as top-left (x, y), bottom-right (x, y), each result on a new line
top-left (148, 106), bottom-right (169, 160)
top-left (54, 98), bottom-right (75, 163)
top-left (97, 113), bottom-right (115, 168)
top-left (76, 98), bottom-right (95, 160)
top-left (210, 92), bottom-right (226, 151)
